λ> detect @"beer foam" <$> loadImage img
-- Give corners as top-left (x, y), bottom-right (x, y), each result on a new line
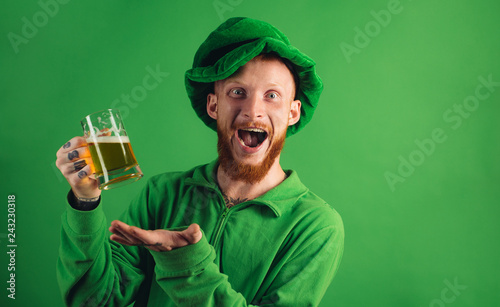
top-left (86, 136), bottom-right (130, 143)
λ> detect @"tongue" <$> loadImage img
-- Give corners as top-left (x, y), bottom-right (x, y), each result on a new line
top-left (240, 130), bottom-right (259, 147)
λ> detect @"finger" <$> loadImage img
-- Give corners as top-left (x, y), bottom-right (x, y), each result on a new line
top-left (64, 147), bottom-right (92, 163)
top-left (110, 234), bottom-right (136, 246)
top-left (73, 159), bottom-right (87, 172)
top-left (110, 222), bottom-right (137, 243)
top-left (122, 225), bottom-right (165, 248)
top-left (109, 226), bottom-right (136, 244)
top-left (98, 128), bottom-right (112, 137)
top-left (109, 225), bottom-right (137, 244)
top-left (56, 137), bottom-right (91, 170)
top-left (180, 223), bottom-right (202, 245)
top-left (110, 225), bottom-right (160, 248)
top-left (111, 220), bottom-right (131, 229)
top-left (66, 163), bottom-right (97, 187)
top-left (56, 136), bottom-right (87, 157)
top-left (126, 227), bottom-right (169, 252)
top-left (110, 221), bottom-right (143, 244)
top-left (110, 234), bottom-right (166, 251)
top-left (60, 158), bottom-right (94, 177)
top-left (127, 226), bottom-right (159, 245)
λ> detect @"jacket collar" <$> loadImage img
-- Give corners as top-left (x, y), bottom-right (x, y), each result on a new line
top-left (185, 159), bottom-right (309, 217)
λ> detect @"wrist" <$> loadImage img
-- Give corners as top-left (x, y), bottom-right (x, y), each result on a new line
top-left (76, 195), bottom-right (100, 202)
top-left (73, 188), bottom-right (101, 200)
top-left (67, 189), bottom-right (101, 211)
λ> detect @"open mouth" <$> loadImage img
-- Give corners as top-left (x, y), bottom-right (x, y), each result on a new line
top-left (237, 128), bottom-right (268, 148)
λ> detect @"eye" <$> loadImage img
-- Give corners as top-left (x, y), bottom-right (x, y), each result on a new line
top-left (229, 88), bottom-right (245, 97)
top-left (266, 92), bottom-right (280, 99)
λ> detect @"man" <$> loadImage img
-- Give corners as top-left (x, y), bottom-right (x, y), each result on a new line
top-left (56, 17), bottom-right (344, 306)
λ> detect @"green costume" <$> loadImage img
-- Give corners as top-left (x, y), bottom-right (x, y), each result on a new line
top-left (57, 160), bottom-right (344, 306)
top-left (58, 17), bottom-right (342, 306)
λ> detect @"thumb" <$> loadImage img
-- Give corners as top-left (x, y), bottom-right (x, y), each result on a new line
top-left (181, 223), bottom-right (202, 245)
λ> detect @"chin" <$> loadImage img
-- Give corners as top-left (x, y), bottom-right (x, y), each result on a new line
top-left (217, 124), bottom-right (286, 184)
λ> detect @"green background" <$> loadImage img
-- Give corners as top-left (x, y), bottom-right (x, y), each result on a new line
top-left (1, 0), bottom-right (499, 306)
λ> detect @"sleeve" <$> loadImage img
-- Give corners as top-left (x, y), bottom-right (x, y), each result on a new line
top-left (56, 183), bottom-right (153, 306)
top-left (149, 211), bottom-right (345, 307)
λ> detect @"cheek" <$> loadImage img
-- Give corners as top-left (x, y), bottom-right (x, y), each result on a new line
top-left (221, 102), bottom-right (248, 124)
top-left (216, 107), bottom-right (238, 130)
top-left (270, 107), bottom-right (292, 127)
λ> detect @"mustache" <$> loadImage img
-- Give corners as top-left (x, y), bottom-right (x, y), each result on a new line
top-left (230, 122), bottom-right (272, 134)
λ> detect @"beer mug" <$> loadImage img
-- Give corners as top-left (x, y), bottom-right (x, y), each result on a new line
top-left (81, 109), bottom-right (143, 190)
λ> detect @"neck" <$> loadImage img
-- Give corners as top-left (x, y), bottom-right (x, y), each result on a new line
top-left (216, 155), bottom-right (286, 205)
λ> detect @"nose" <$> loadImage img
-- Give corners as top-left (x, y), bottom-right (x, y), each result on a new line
top-left (242, 94), bottom-right (265, 120)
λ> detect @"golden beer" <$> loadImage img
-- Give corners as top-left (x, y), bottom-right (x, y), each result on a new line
top-left (87, 136), bottom-right (138, 176)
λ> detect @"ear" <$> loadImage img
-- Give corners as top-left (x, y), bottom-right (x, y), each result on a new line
top-left (207, 93), bottom-right (218, 120)
top-left (288, 99), bottom-right (301, 126)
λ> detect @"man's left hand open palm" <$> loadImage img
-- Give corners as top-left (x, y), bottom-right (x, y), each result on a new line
top-left (109, 220), bottom-right (202, 252)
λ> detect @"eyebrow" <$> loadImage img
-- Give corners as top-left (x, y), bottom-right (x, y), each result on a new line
top-left (223, 80), bottom-right (286, 91)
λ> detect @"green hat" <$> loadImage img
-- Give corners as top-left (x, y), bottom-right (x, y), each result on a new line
top-left (185, 17), bottom-right (323, 137)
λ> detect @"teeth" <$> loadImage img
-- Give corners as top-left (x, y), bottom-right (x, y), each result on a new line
top-left (242, 128), bottom-right (265, 133)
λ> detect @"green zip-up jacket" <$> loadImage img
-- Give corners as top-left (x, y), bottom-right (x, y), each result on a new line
top-left (57, 160), bottom-right (344, 306)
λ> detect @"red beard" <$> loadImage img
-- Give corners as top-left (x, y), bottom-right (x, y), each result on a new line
top-left (217, 121), bottom-right (286, 184)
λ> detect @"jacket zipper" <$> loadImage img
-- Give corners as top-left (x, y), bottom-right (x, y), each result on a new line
top-left (212, 206), bottom-right (229, 248)
top-left (208, 186), bottom-right (252, 248)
